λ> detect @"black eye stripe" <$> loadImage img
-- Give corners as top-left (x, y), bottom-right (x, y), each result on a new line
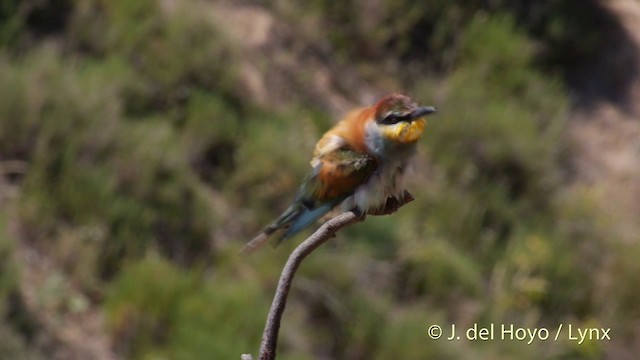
top-left (381, 113), bottom-right (410, 125)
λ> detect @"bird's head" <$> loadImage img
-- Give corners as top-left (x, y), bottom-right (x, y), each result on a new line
top-left (372, 93), bottom-right (437, 144)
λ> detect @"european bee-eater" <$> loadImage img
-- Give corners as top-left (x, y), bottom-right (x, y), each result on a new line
top-left (241, 93), bottom-right (436, 254)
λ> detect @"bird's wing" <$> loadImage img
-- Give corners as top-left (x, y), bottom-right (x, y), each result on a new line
top-left (305, 146), bottom-right (378, 201)
top-left (241, 143), bottom-right (377, 255)
top-left (279, 146), bottom-right (377, 241)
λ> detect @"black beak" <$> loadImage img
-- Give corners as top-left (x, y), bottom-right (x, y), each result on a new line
top-left (410, 106), bottom-right (437, 120)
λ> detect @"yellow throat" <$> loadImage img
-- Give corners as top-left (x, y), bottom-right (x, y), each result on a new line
top-left (382, 118), bottom-right (426, 143)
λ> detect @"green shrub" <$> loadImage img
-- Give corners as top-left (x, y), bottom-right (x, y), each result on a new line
top-left (105, 256), bottom-right (198, 357)
top-left (421, 14), bottom-right (567, 257)
top-left (0, 208), bottom-right (18, 318)
top-left (106, 256), bottom-right (266, 359)
top-left (182, 91), bottom-right (242, 187)
top-left (0, 46), bottom-right (215, 286)
top-left (403, 14), bottom-right (593, 337)
top-left (0, 0), bottom-right (23, 47)
top-left (68, 0), bottom-right (240, 115)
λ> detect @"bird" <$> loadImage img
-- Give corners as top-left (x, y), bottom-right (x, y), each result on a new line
top-left (241, 93), bottom-right (436, 255)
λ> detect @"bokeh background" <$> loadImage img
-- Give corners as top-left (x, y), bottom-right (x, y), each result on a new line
top-left (1, 0), bottom-right (640, 359)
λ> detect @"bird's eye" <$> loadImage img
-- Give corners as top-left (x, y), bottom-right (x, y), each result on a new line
top-left (381, 113), bottom-right (409, 125)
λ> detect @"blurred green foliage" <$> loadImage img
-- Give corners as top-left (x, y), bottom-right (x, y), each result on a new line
top-left (267, 0), bottom-right (613, 78)
top-left (105, 256), bottom-right (266, 359)
top-left (0, 0), bottom-right (635, 359)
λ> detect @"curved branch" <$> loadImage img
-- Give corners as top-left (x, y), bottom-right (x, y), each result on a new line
top-left (258, 210), bottom-right (364, 360)
top-left (245, 190), bottom-right (414, 360)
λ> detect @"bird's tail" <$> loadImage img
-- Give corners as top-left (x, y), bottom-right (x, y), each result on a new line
top-left (239, 205), bottom-right (300, 255)
top-left (239, 199), bottom-right (340, 255)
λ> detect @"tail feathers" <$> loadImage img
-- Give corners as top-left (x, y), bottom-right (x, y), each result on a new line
top-left (239, 205), bottom-right (301, 255)
top-left (239, 231), bottom-right (271, 256)
top-left (277, 200), bottom-right (339, 245)
top-left (240, 199), bottom-right (341, 255)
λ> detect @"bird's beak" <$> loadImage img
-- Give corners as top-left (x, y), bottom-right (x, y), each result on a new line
top-left (409, 106), bottom-right (437, 120)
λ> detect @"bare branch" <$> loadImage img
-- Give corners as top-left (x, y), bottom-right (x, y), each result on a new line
top-left (258, 210), bottom-right (364, 360)
top-left (244, 192), bottom-right (413, 359)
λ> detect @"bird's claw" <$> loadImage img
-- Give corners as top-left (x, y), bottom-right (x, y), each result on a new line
top-left (367, 190), bottom-right (415, 216)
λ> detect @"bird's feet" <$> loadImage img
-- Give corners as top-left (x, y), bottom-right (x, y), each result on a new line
top-left (351, 207), bottom-right (367, 221)
top-left (367, 190), bottom-right (415, 216)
